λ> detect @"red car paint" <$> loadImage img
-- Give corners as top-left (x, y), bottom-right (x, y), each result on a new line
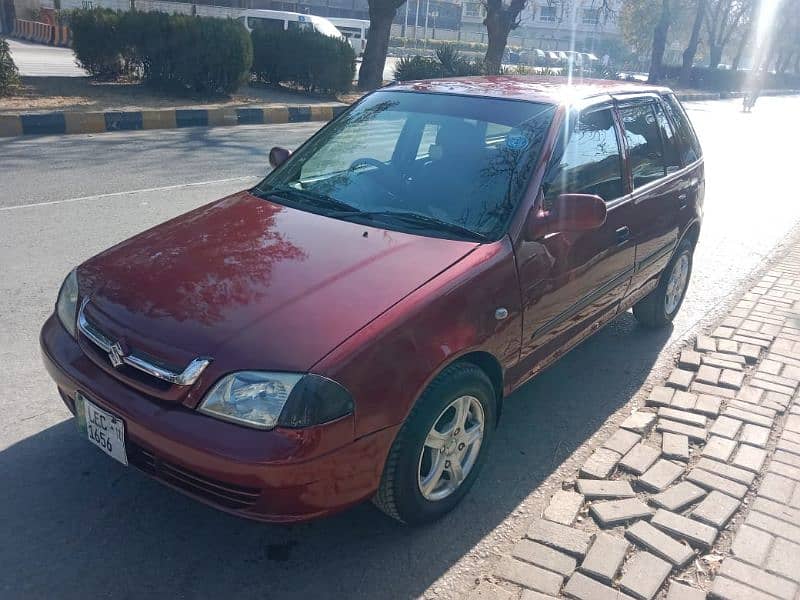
top-left (40, 77), bottom-right (703, 522)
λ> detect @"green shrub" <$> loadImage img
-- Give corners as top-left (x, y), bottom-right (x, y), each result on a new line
top-left (394, 44), bottom-right (485, 81)
top-left (70, 8), bottom-right (252, 95)
top-left (0, 38), bottom-right (20, 96)
top-left (251, 28), bottom-right (354, 94)
top-left (70, 8), bottom-right (128, 79)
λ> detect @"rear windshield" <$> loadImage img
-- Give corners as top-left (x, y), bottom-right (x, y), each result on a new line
top-left (257, 91), bottom-right (555, 241)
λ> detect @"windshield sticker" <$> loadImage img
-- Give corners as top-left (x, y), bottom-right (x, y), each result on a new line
top-left (506, 134), bottom-right (529, 151)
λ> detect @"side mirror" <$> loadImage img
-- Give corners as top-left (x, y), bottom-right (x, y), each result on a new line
top-left (526, 193), bottom-right (607, 240)
top-left (268, 146), bottom-right (291, 169)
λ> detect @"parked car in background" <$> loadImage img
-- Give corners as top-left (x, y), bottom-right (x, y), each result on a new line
top-left (41, 77), bottom-right (704, 526)
top-left (327, 17), bottom-right (369, 55)
top-left (238, 9), bottom-right (345, 40)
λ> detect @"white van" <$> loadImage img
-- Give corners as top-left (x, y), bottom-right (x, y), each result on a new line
top-left (238, 9), bottom-right (345, 41)
top-left (326, 17), bottom-right (370, 55)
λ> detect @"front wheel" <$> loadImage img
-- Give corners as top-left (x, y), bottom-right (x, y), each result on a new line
top-left (372, 363), bottom-right (496, 525)
top-left (633, 239), bottom-right (694, 328)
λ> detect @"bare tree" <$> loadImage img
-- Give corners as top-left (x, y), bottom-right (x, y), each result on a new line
top-left (704, 0), bottom-right (752, 68)
top-left (358, 0), bottom-right (407, 90)
top-left (680, 0), bottom-right (706, 85)
top-left (648, 0), bottom-right (673, 83)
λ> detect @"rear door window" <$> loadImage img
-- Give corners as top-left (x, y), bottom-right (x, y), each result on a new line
top-left (618, 102), bottom-right (666, 189)
top-left (543, 107), bottom-right (625, 205)
top-left (663, 94), bottom-right (702, 164)
top-left (653, 102), bottom-right (682, 173)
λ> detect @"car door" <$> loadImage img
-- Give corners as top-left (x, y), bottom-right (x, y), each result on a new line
top-left (615, 96), bottom-right (682, 299)
top-left (513, 101), bottom-right (636, 375)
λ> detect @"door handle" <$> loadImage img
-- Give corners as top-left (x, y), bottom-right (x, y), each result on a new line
top-left (615, 226), bottom-right (631, 245)
top-left (678, 193), bottom-right (689, 209)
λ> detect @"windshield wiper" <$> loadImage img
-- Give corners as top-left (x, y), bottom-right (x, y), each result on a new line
top-left (329, 209), bottom-right (490, 242)
top-left (257, 184), bottom-right (357, 213)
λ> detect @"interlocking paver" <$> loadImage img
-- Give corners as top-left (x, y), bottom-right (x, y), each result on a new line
top-left (527, 519), bottom-right (593, 558)
top-left (746, 511), bottom-right (800, 544)
top-left (657, 407), bottom-right (707, 427)
top-left (739, 424), bottom-right (771, 448)
top-left (691, 382), bottom-right (736, 398)
top-left (774, 449), bottom-right (800, 468)
top-left (719, 369), bottom-right (745, 390)
top-left (769, 460), bottom-right (800, 482)
top-left (543, 490), bottom-right (584, 526)
top-left (576, 479), bottom-right (636, 499)
top-left (732, 444), bottom-right (767, 473)
top-left (618, 551), bottom-right (671, 600)
top-left (711, 351), bottom-right (746, 365)
top-left (665, 581), bottom-right (706, 600)
top-left (750, 378), bottom-right (796, 396)
top-left (563, 572), bottom-right (635, 600)
top-left (723, 407), bottom-right (773, 428)
top-left (656, 419), bottom-right (707, 442)
top-left (651, 509), bottom-right (717, 549)
top-left (696, 335), bottom-right (717, 353)
top-left (713, 326), bottom-right (735, 339)
top-left (764, 537), bottom-right (800, 583)
top-left (621, 411), bottom-right (657, 435)
top-left (758, 472), bottom-right (796, 503)
top-left (703, 355), bottom-right (743, 371)
top-left (662, 432), bottom-right (689, 461)
top-left (625, 521), bottom-right (694, 567)
top-left (666, 369), bottom-right (694, 391)
top-left (736, 385), bottom-right (763, 404)
top-left (719, 558), bottom-right (798, 599)
top-left (495, 557), bottom-right (563, 596)
top-left (717, 338), bottom-right (740, 354)
top-left (590, 498), bottom-right (653, 527)
top-left (752, 496), bottom-right (800, 526)
top-left (579, 447), bottom-right (621, 479)
top-left (650, 481), bottom-right (706, 511)
top-left (679, 349), bottom-right (702, 371)
top-left (671, 390), bottom-right (697, 411)
top-left (693, 394), bottom-right (722, 416)
top-left (690, 490), bottom-right (740, 528)
top-left (695, 458), bottom-right (756, 485)
top-left (638, 460), bottom-right (684, 493)
top-left (647, 386), bottom-right (674, 408)
top-left (512, 539), bottom-right (577, 577)
top-left (712, 576), bottom-right (780, 600)
top-left (579, 532), bottom-right (628, 584)
top-left (702, 436), bottom-right (737, 462)
top-left (696, 365), bottom-right (721, 385)
top-left (730, 524), bottom-right (773, 566)
top-left (603, 429), bottom-right (641, 456)
top-left (708, 416), bottom-right (743, 439)
top-left (619, 443), bottom-right (661, 475)
top-left (687, 468), bottom-right (748, 498)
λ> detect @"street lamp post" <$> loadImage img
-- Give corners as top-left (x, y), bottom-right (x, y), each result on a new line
top-left (423, 0), bottom-right (430, 44)
top-left (431, 9), bottom-right (438, 40)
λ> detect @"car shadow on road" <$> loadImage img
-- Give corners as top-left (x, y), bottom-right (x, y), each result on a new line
top-left (1, 311), bottom-right (671, 599)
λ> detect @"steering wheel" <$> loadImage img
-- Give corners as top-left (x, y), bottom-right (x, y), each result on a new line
top-left (348, 157), bottom-right (399, 194)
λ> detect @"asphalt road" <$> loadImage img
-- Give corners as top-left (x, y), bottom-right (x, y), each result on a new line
top-left (1, 95), bottom-right (799, 599)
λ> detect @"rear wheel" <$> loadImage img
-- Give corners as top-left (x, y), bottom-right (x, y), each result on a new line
top-left (633, 238), bottom-right (694, 328)
top-left (372, 363), bottom-right (496, 525)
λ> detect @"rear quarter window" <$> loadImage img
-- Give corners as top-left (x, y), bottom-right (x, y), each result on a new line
top-left (662, 94), bottom-right (702, 164)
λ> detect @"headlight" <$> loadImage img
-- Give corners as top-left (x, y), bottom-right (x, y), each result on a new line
top-left (198, 372), bottom-right (353, 430)
top-left (56, 269), bottom-right (79, 338)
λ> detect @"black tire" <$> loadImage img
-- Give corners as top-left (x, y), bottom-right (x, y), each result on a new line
top-left (633, 238), bottom-right (694, 328)
top-left (372, 363), bottom-right (497, 525)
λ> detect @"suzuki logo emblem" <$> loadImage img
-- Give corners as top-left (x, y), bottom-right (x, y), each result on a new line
top-left (108, 341), bottom-right (125, 368)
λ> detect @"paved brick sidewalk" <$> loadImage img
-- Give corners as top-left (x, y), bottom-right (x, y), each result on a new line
top-left (466, 244), bottom-right (800, 600)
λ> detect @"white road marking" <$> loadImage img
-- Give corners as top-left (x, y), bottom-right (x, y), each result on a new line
top-left (1, 176), bottom-right (259, 211)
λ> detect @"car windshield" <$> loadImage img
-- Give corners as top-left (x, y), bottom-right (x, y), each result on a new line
top-left (255, 90), bottom-right (555, 241)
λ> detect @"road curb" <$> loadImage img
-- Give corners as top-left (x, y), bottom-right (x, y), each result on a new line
top-left (0, 103), bottom-right (348, 138)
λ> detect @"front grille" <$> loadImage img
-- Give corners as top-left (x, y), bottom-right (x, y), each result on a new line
top-left (82, 340), bottom-right (172, 392)
top-left (127, 443), bottom-right (261, 510)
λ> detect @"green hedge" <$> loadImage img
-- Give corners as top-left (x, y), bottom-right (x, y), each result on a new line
top-left (0, 38), bottom-right (20, 96)
top-left (70, 8), bottom-right (252, 95)
top-left (389, 37), bottom-right (522, 55)
top-left (251, 27), bottom-right (354, 94)
top-left (394, 45), bottom-right (485, 81)
top-left (661, 65), bottom-right (800, 91)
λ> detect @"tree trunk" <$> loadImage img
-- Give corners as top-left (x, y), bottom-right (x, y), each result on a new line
top-left (483, 12), bottom-right (512, 74)
top-left (648, 0), bottom-right (671, 83)
top-left (680, 0), bottom-right (705, 86)
top-left (708, 44), bottom-right (722, 68)
top-left (358, 8), bottom-right (394, 91)
top-left (731, 24), bottom-right (751, 70)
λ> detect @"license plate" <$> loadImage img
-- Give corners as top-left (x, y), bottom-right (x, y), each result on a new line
top-left (75, 392), bottom-right (128, 466)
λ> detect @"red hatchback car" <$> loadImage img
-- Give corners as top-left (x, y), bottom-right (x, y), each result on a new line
top-left (41, 77), bottom-right (703, 524)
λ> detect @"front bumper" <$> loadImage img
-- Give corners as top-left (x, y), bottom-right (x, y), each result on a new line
top-left (40, 315), bottom-right (399, 522)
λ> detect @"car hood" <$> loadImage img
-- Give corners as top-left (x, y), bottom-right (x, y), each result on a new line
top-left (78, 191), bottom-right (479, 377)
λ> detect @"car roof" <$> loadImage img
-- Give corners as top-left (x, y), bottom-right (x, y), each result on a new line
top-left (386, 76), bottom-right (672, 106)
